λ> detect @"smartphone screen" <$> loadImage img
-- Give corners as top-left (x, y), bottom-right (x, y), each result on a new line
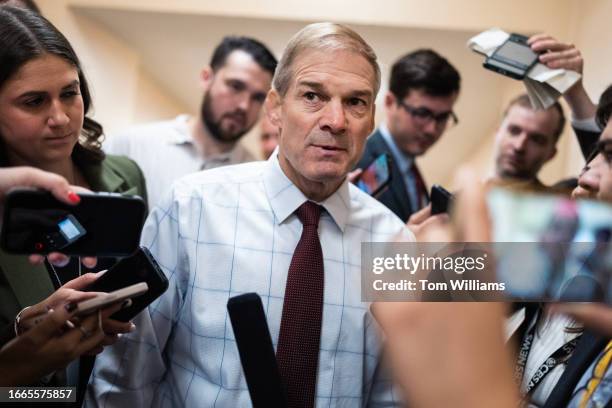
top-left (493, 40), bottom-right (538, 69)
top-left (57, 215), bottom-right (87, 247)
top-left (488, 189), bottom-right (612, 303)
top-left (483, 34), bottom-right (538, 80)
top-left (355, 154), bottom-right (391, 196)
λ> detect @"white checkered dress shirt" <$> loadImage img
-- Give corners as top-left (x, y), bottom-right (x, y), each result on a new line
top-left (86, 152), bottom-right (413, 407)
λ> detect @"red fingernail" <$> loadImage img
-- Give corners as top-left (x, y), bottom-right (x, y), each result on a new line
top-left (68, 191), bottom-right (80, 203)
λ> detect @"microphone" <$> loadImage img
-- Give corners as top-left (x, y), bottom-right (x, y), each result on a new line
top-left (227, 293), bottom-right (287, 407)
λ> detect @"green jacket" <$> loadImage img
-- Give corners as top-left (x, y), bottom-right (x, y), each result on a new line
top-left (0, 155), bottom-right (148, 342)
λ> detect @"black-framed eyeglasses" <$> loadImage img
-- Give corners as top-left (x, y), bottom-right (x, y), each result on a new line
top-left (397, 100), bottom-right (459, 128)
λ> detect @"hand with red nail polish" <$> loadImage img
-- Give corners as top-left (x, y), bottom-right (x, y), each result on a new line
top-left (0, 167), bottom-right (77, 205)
top-left (0, 167), bottom-right (99, 266)
top-left (67, 191), bottom-right (80, 204)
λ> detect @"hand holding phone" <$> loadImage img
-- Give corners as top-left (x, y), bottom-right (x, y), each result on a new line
top-left (354, 154), bottom-right (392, 197)
top-left (483, 33), bottom-right (538, 80)
top-left (85, 247), bottom-right (169, 321)
top-left (75, 282), bottom-right (148, 316)
top-left (1, 189), bottom-right (146, 256)
top-left (431, 184), bottom-right (454, 215)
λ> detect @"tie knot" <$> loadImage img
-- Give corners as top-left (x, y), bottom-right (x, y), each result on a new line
top-left (296, 201), bottom-right (322, 227)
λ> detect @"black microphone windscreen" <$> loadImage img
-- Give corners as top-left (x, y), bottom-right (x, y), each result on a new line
top-left (227, 293), bottom-right (287, 408)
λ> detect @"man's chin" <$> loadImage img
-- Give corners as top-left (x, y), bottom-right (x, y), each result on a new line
top-left (499, 167), bottom-right (536, 181)
top-left (306, 167), bottom-right (347, 184)
top-left (404, 144), bottom-right (429, 157)
top-left (216, 130), bottom-right (247, 144)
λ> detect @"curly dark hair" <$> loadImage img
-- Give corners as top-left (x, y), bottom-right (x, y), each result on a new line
top-left (0, 6), bottom-right (105, 166)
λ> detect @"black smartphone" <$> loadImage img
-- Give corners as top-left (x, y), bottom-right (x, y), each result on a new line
top-left (354, 154), bottom-right (392, 197)
top-left (431, 184), bottom-right (454, 215)
top-left (1, 189), bottom-right (146, 256)
top-left (86, 247), bottom-right (169, 322)
top-left (483, 33), bottom-right (538, 80)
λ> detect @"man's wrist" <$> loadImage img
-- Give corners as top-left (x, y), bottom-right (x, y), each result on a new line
top-left (564, 81), bottom-right (597, 120)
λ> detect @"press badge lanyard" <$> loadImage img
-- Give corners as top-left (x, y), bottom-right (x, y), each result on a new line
top-left (514, 313), bottom-right (582, 397)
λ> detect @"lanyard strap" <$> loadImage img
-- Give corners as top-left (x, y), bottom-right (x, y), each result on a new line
top-left (514, 314), bottom-right (582, 396)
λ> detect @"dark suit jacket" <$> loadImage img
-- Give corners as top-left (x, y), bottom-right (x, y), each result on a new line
top-left (543, 331), bottom-right (609, 408)
top-left (509, 306), bottom-right (610, 408)
top-left (356, 129), bottom-right (428, 222)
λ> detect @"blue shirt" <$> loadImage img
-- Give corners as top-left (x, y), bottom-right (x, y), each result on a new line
top-left (87, 152), bottom-right (413, 407)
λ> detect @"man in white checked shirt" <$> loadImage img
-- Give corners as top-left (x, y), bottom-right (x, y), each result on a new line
top-left (87, 22), bottom-right (413, 407)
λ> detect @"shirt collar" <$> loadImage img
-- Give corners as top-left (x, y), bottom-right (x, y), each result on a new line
top-left (167, 114), bottom-right (193, 145)
top-left (378, 123), bottom-right (413, 174)
top-left (262, 148), bottom-right (350, 232)
top-left (167, 115), bottom-right (249, 167)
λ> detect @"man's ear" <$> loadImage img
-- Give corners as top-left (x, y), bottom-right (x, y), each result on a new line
top-left (200, 66), bottom-right (213, 90)
top-left (265, 89), bottom-right (282, 127)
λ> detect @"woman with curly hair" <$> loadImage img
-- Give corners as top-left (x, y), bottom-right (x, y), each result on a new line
top-left (0, 5), bottom-right (146, 403)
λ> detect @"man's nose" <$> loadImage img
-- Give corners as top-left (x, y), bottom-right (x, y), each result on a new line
top-left (511, 133), bottom-right (528, 152)
top-left (577, 167), bottom-right (600, 193)
top-left (235, 92), bottom-right (251, 113)
top-left (319, 100), bottom-right (347, 134)
top-left (423, 118), bottom-right (439, 135)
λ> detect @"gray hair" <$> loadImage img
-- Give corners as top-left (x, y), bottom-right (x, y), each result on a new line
top-left (273, 22), bottom-right (381, 97)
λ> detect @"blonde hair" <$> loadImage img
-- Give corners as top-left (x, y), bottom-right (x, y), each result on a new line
top-left (273, 22), bottom-right (381, 97)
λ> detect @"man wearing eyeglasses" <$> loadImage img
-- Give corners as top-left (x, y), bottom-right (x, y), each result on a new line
top-left (355, 49), bottom-right (460, 222)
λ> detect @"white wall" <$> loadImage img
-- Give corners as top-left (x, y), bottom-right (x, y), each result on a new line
top-left (36, 0), bottom-right (610, 186)
top-left (38, 0), bottom-right (186, 137)
top-left (68, 0), bottom-right (572, 35)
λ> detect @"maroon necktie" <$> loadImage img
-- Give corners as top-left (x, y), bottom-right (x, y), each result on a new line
top-left (411, 163), bottom-right (427, 209)
top-left (276, 201), bottom-right (324, 408)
